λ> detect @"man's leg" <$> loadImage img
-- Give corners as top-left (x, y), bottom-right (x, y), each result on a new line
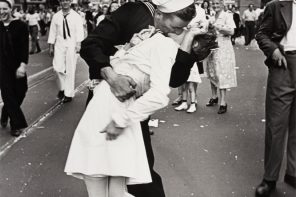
top-left (128, 118), bottom-right (165, 197)
top-left (1, 105), bottom-right (9, 126)
top-left (64, 49), bottom-right (77, 98)
top-left (286, 54), bottom-right (296, 183)
top-left (0, 74), bottom-right (28, 130)
top-left (249, 21), bottom-right (256, 43)
top-left (264, 65), bottom-right (295, 181)
top-left (244, 22), bottom-right (250, 45)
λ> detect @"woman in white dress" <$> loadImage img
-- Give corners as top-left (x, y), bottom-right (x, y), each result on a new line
top-left (64, 1), bottom-right (201, 196)
top-left (205, 0), bottom-right (237, 114)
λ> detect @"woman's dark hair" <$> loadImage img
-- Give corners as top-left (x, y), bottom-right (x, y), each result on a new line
top-left (171, 3), bottom-right (196, 22)
top-left (201, 0), bottom-right (209, 9)
top-left (201, 0), bottom-right (211, 15)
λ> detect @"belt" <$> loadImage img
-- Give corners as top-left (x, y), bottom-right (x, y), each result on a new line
top-left (285, 50), bottom-right (296, 55)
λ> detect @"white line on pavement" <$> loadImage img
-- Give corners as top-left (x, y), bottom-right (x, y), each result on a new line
top-left (0, 80), bottom-right (90, 160)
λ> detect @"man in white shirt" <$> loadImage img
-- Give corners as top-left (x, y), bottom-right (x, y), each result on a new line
top-left (242, 3), bottom-right (257, 45)
top-left (26, 8), bottom-right (41, 54)
top-left (255, 0), bottom-right (296, 196)
top-left (48, 0), bottom-right (84, 103)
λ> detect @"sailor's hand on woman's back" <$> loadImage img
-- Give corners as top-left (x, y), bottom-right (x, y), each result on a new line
top-left (101, 67), bottom-right (137, 102)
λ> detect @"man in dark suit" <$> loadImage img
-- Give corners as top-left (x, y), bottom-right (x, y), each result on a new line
top-left (255, 0), bottom-right (296, 196)
top-left (80, 0), bottom-right (197, 196)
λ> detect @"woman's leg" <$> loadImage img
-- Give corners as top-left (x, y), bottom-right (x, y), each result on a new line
top-left (188, 82), bottom-right (196, 105)
top-left (206, 82), bottom-right (218, 107)
top-left (219, 88), bottom-right (227, 106)
top-left (172, 86), bottom-right (183, 105)
top-left (175, 84), bottom-right (188, 111)
top-left (109, 177), bottom-right (131, 197)
top-left (187, 82), bottom-right (197, 113)
top-left (210, 82), bottom-right (218, 99)
top-left (194, 82), bottom-right (199, 103)
top-left (218, 88), bottom-right (228, 114)
top-left (83, 175), bottom-right (108, 197)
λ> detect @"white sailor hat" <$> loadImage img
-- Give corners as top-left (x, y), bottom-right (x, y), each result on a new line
top-left (1, 0), bottom-right (14, 8)
top-left (152, 0), bottom-right (194, 13)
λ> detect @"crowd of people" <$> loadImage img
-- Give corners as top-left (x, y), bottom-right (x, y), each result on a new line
top-left (0, 0), bottom-right (295, 197)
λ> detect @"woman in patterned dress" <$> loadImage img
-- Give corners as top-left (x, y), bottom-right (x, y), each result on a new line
top-left (205, 0), bottom-right (237, 114)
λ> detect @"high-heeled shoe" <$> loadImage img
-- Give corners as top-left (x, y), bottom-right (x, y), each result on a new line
top-left (206, 97), bottom-right (218, 106)
top-left (217, 104), bottom-right (227, 114)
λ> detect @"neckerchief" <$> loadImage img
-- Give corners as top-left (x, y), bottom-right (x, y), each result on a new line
top-left (63, 13), bottom-right (71, 39)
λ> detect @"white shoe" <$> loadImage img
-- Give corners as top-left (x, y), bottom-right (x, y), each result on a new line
top-left (174, 102), bottom-right (188, 111)
top-left (187, 104), bottom-right (196, 113)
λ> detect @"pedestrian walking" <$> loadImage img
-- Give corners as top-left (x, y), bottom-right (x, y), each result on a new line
top-left (205, 0), bottom-right (237, 114)
top-left (255, 0), bottom-right (296, 196)
top-left (38, 9), bottom-right (47, 36)
top-left (26, 7), bottom-right (41, 54)
top-left (65, 2), bottom-right (199, 197)
top-left (80, 0), bottom-right (200, 196)
top-left (0, 0), bottom-right (29, 137)
top-left (47, 0), bottom-right (84, 103)
top-left (242, 4), bottom-right (257, 46)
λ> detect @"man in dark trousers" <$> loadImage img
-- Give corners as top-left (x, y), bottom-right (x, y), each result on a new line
top-left (242, 4), bottom-right (257, 45)
top-left (80, 0), bottom-right (198, 196)
top-left (255, 0), bottom-right (296, 196)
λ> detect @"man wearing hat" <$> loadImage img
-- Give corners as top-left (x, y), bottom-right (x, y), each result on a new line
top-left (0, 0), bottom-right (29, 137)
top-left (80, 0), bottom-right (196, 196)
top-left (48, 0), bottom-right (84, 103)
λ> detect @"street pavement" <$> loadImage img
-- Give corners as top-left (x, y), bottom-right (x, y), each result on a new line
top-left (0, 40), bottom-right (295, 197)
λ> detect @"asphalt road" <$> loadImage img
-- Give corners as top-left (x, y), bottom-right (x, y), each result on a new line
top-left (0, 41), bottom-right (295, 197)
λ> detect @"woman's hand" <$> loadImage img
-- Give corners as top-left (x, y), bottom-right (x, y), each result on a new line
top-left (178, 24), bottom-right (207, 53)
top-left (185, 22), bottom-right (207, 38)
top-left (103, 121), bottom-right (124, 140)
top-left (16, 62), bottom-right (26, 78)
top-left (212, 23), bottom-right (234, 36)
top-left (75, 42), bottom-right (81, 53)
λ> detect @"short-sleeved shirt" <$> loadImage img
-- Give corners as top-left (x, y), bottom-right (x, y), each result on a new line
top-left (26, 13), bottom-right (40, 26)
top-left (242, 9), bottom-right (257, 22)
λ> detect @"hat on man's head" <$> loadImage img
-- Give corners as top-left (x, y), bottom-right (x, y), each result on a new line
top-left (0, 0), bottom-right (14, 8)
top-left (152, 0), bottom-right (194, 13)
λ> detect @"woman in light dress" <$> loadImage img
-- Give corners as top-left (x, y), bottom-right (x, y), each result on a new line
top-left (205, 0), bottom-right (237, 114)
top-left (64, 2), bottom-right (200, 196)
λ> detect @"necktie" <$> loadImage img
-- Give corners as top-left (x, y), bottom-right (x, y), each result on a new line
top-left (63, 13), bottom-right (71, 39)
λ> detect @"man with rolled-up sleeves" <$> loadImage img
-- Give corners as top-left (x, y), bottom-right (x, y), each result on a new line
top-left (48, 0), bottom-right (84, 103)
top-left (255, 0), bottom-right (296, 196)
